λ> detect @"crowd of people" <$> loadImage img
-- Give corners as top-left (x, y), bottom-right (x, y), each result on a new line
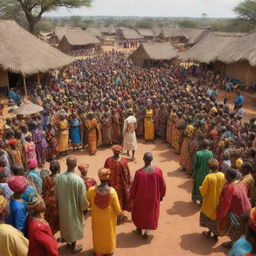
top-left (1, 50), bottom-right (256, 255)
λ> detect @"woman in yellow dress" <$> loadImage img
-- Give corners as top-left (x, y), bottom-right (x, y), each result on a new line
top-left (144, 108), bottom-right (154, 141)
top-left (57, 114), bottom-right (69, 154)
top-left (87, 168), bottom-right (121, 256)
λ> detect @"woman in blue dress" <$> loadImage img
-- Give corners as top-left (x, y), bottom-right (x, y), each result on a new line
top-left (69, 113), bottom-right (81, 151)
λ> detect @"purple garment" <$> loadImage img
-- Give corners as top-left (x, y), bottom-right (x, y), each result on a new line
top-left (32, 129), bottom-right (46, 166)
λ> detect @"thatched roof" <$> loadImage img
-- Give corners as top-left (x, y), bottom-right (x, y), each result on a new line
top-left (0, 20), bottom-right (74, 75)
top-left (54, 27), bottom-right (80, 41)
top-left (182, 28), bottom-right (211, 45)
top-left (14, 102), bottom-right (43, 115)
top-left (161, 27), bottom-right (186, 38)
top-left (86, 27), bottom-right (103, 39)
top-left (59, 28), bottom-right (100, 46)
top-left (217, 30), bottom-right (256, 66)
top-left (180, 32), bottom-right (244, 64)
top-left (119, 28), bottom-right (143, 40)
top-left (137, 28), bottom-right (155, 38)
top-left (130, 42), bottom-right (177, 61)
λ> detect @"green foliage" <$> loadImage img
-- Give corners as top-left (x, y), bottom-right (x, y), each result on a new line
top-left (0, 0), bottom-right (92, 33)
top-left (177, 19), bottom-right (198, 28)
top-left (234, 0), bottom-right (256, 26)
top-left (135, 18), bottom-right (154, 28)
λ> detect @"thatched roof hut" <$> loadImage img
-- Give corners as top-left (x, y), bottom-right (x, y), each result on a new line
top-left (217, 30), bottom-right (256, 66)
top-left (129, 42), bottom-right (177, 66)
top-left (0, 20), bottom-right (74, 75)
top-left (182, 28), bottom-right (211, 45)
top-left (160, 27), bottom-right (187, 40)
top-left (180, 32), bottom-right (243, 64)
top-left (118, 28), bottom-right (143, 40)
top-left (136, 28), bottom-right (155, 39)
top-left (86, 27), bottom-right (103, 40)
top-left (58, 28), bottom-right (100, 51)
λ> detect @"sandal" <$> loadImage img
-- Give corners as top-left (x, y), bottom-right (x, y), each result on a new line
top-left (202, 231), bottom-right (211, 239)
top-left (71, 244), bottom-right (83, 254)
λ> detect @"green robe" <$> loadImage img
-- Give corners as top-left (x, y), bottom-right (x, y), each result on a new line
top-left (55, 172), bottom-right (87, 243)
top-left (192, 149), bottom-right (213, 201)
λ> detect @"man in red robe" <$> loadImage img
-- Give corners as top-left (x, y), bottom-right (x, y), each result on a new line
top-left (130, 152), bottom-right (166, 239)
top-left (104, 145), bottom-right (132, 216)
top-left (217, 167), bottom-right (251, 248)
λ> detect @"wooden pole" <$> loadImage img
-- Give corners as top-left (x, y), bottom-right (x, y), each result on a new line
top-left (23, 75), bottom-right (27, 97)
top-left (37, 73), bottom-right (40, 86)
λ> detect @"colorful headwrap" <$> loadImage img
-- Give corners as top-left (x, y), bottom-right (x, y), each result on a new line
top-left (8, 138), bottom-right (17, 146)
top-left (0, 195), bottom-right (7, 214)
top-left (112, 145), bottom-right (122, 153)
top-left (249, 208), bottom-right (256, 231)
top-left (26, 194), bottom-right (44, 214)
top-left (98, 168), bottom-right (110, 181)
top-left (235, 158), bottom-right (244, 169)
top-left (127, 108), bottom-right (133, 114)
top-left (8, 176), bottom-right (28, 193)
top-left (211, 107), bottom-right (218, 113)
top-left (28, 159), bottom-right (38, 169)
top-left (208, 159), bottom-right (219, 170)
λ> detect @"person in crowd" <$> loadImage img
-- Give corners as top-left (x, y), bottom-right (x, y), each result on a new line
top-left (87, 168), bottom-right (121, 256)
top-left (0, 195), bottom-right (29, 256)
top-left (55, 156), bottom-right (87, 253)
top-left (24, 135), bottom-right (37, 164)
top-left (123, 109), bottom-right (137, 160)
top-left (192, 139), bottom-right (213, 204)
top-left (217, 168), bottom-right (251, 248)
top-left (144, 106), bottom-right (154, 141)
top-left (240, 162), bottom-right (255, 202)
top-left (46, 123), bottom-right (59, 160)
top-left (78, 163), bottom-right (97, 191)
top-left (234, 91), bottom-right (244, 110)
top-left (199, 159), bottom-right (226, 240)
top-left (57, 114), bottom-right (69, 155)
top-left (42, 160), bottom-right (60, 234)
top-left (8, 138), bottom-right (25, 166)
top-left (245, 207), bottom-right (256, 256)
top-left (0, 171), bottom-right (13, 199)
top-left (105, 145), bottom-right (132, 218)
top-left (27, 159), bottom-right (42, 195)
top-left (7, 176), bottom-right (29, 235)
top-left (27, 194), bottom-right (58, 256)
top-left (84, 112), bottom-right (102, 155)
top-left (69, 112), bottom-right (82, 151)
top-left (130, 152), bottom-right (166, 239)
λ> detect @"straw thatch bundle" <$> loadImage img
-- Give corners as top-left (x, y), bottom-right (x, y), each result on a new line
top-left (0, 20), bottom-right (74, 75)
top-left (217, 30), bottom-right (256, 66)
top-left (60, 29), bottom-right (100, 46)
top-left (119, 28), bottom-right (143, 40)
top-left (86, 27), bottom-right (103, 40)
top-left (129, 42), bottom-right (177, 65)
top-left (180, 32), bottom-right (244, 64)
top-left (161, 27), bottom-right (186, 39)
top-left (136, 28), bottom-right (155, 38)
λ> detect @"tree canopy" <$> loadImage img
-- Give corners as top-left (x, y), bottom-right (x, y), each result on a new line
top-left (0, 0), bottom-right (91, 34)
top-left (234, 0), bottom-right (256, 26)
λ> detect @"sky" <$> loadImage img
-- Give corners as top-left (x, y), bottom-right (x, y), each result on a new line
top-left (48, 0), bottom-right (242, 18)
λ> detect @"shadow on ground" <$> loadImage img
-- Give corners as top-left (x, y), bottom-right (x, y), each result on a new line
top-left (167, 201), bottom-right (199, 217)
top-left (180, 232), bottom-right (229, 255)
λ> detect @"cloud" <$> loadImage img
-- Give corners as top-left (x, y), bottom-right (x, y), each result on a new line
top-left (48, 0), bottom-right (241, 17)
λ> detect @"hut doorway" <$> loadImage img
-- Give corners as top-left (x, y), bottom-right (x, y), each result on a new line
top-left (8, 72), bottom-right (23, 89)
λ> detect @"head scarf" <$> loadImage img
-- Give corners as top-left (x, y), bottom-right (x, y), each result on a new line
top-left (235, 158), bottom-right (244, 169)
top-left (8, 138), bottom-right (17, 146)
top-left (8, 176), bottom-right (28, 193)
top-left (98, 168), bottom-right (110, 181)
top-left (0, 195), bottom-right (7, 214)
top-left (28, 159), bottom-right (38, 169)
top-left (112, 145), bottom-right (122, 153)
top-left (26, 194), bottom-right (44, 214)
top-left (208, 159), bottom-right (219, 170)
top-left (249, 208), bottom-right (256, 231)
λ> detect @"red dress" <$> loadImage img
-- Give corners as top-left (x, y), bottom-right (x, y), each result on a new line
top-left (105, 156), bottom-right (132, 211)
top-left (130, 168), bottom-right (166, 230)
top-left (27, 216), bottom-right (58, 256)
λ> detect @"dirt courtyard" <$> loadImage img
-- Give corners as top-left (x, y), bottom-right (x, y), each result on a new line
top-left (56, 139), bottom-right (229, 256)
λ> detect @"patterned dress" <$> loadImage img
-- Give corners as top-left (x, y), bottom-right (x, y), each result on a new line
top-left (42, 176), bottom-right (59, 234)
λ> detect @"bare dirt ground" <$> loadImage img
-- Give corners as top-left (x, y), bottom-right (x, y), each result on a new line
top-left (56, 139), bottom-right (229, 256)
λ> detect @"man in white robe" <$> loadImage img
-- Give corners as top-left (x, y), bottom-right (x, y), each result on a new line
top-left (123, 109), bottom-right (137, 160)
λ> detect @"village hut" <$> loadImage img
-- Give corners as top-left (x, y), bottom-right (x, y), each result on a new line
top-left (86, 27), bottom-right (103, 40)
top-left (180, 32), bottom-right (243, 64)
top-left (129, 42), bottom-right (177, 66)
top-left (0, 20), bottom-right (74, 95)
top-left (182, 28), bottom-right (211, 46)
top-left (136, 28), bottom-right (155, 40)
top-left (159, 27), bottom-right (187, 43)
top-left (58, 28), bottom-right (100, 52)
top-left (117, 28), bottom-right (143, 41)
top-left (217, 30), bottom-right (256, 84)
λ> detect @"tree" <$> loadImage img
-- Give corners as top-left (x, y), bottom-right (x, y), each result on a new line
top-left (234, 0), bottom-right (256, 26)
top-left (0, 0), bottom-right (91, 34)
